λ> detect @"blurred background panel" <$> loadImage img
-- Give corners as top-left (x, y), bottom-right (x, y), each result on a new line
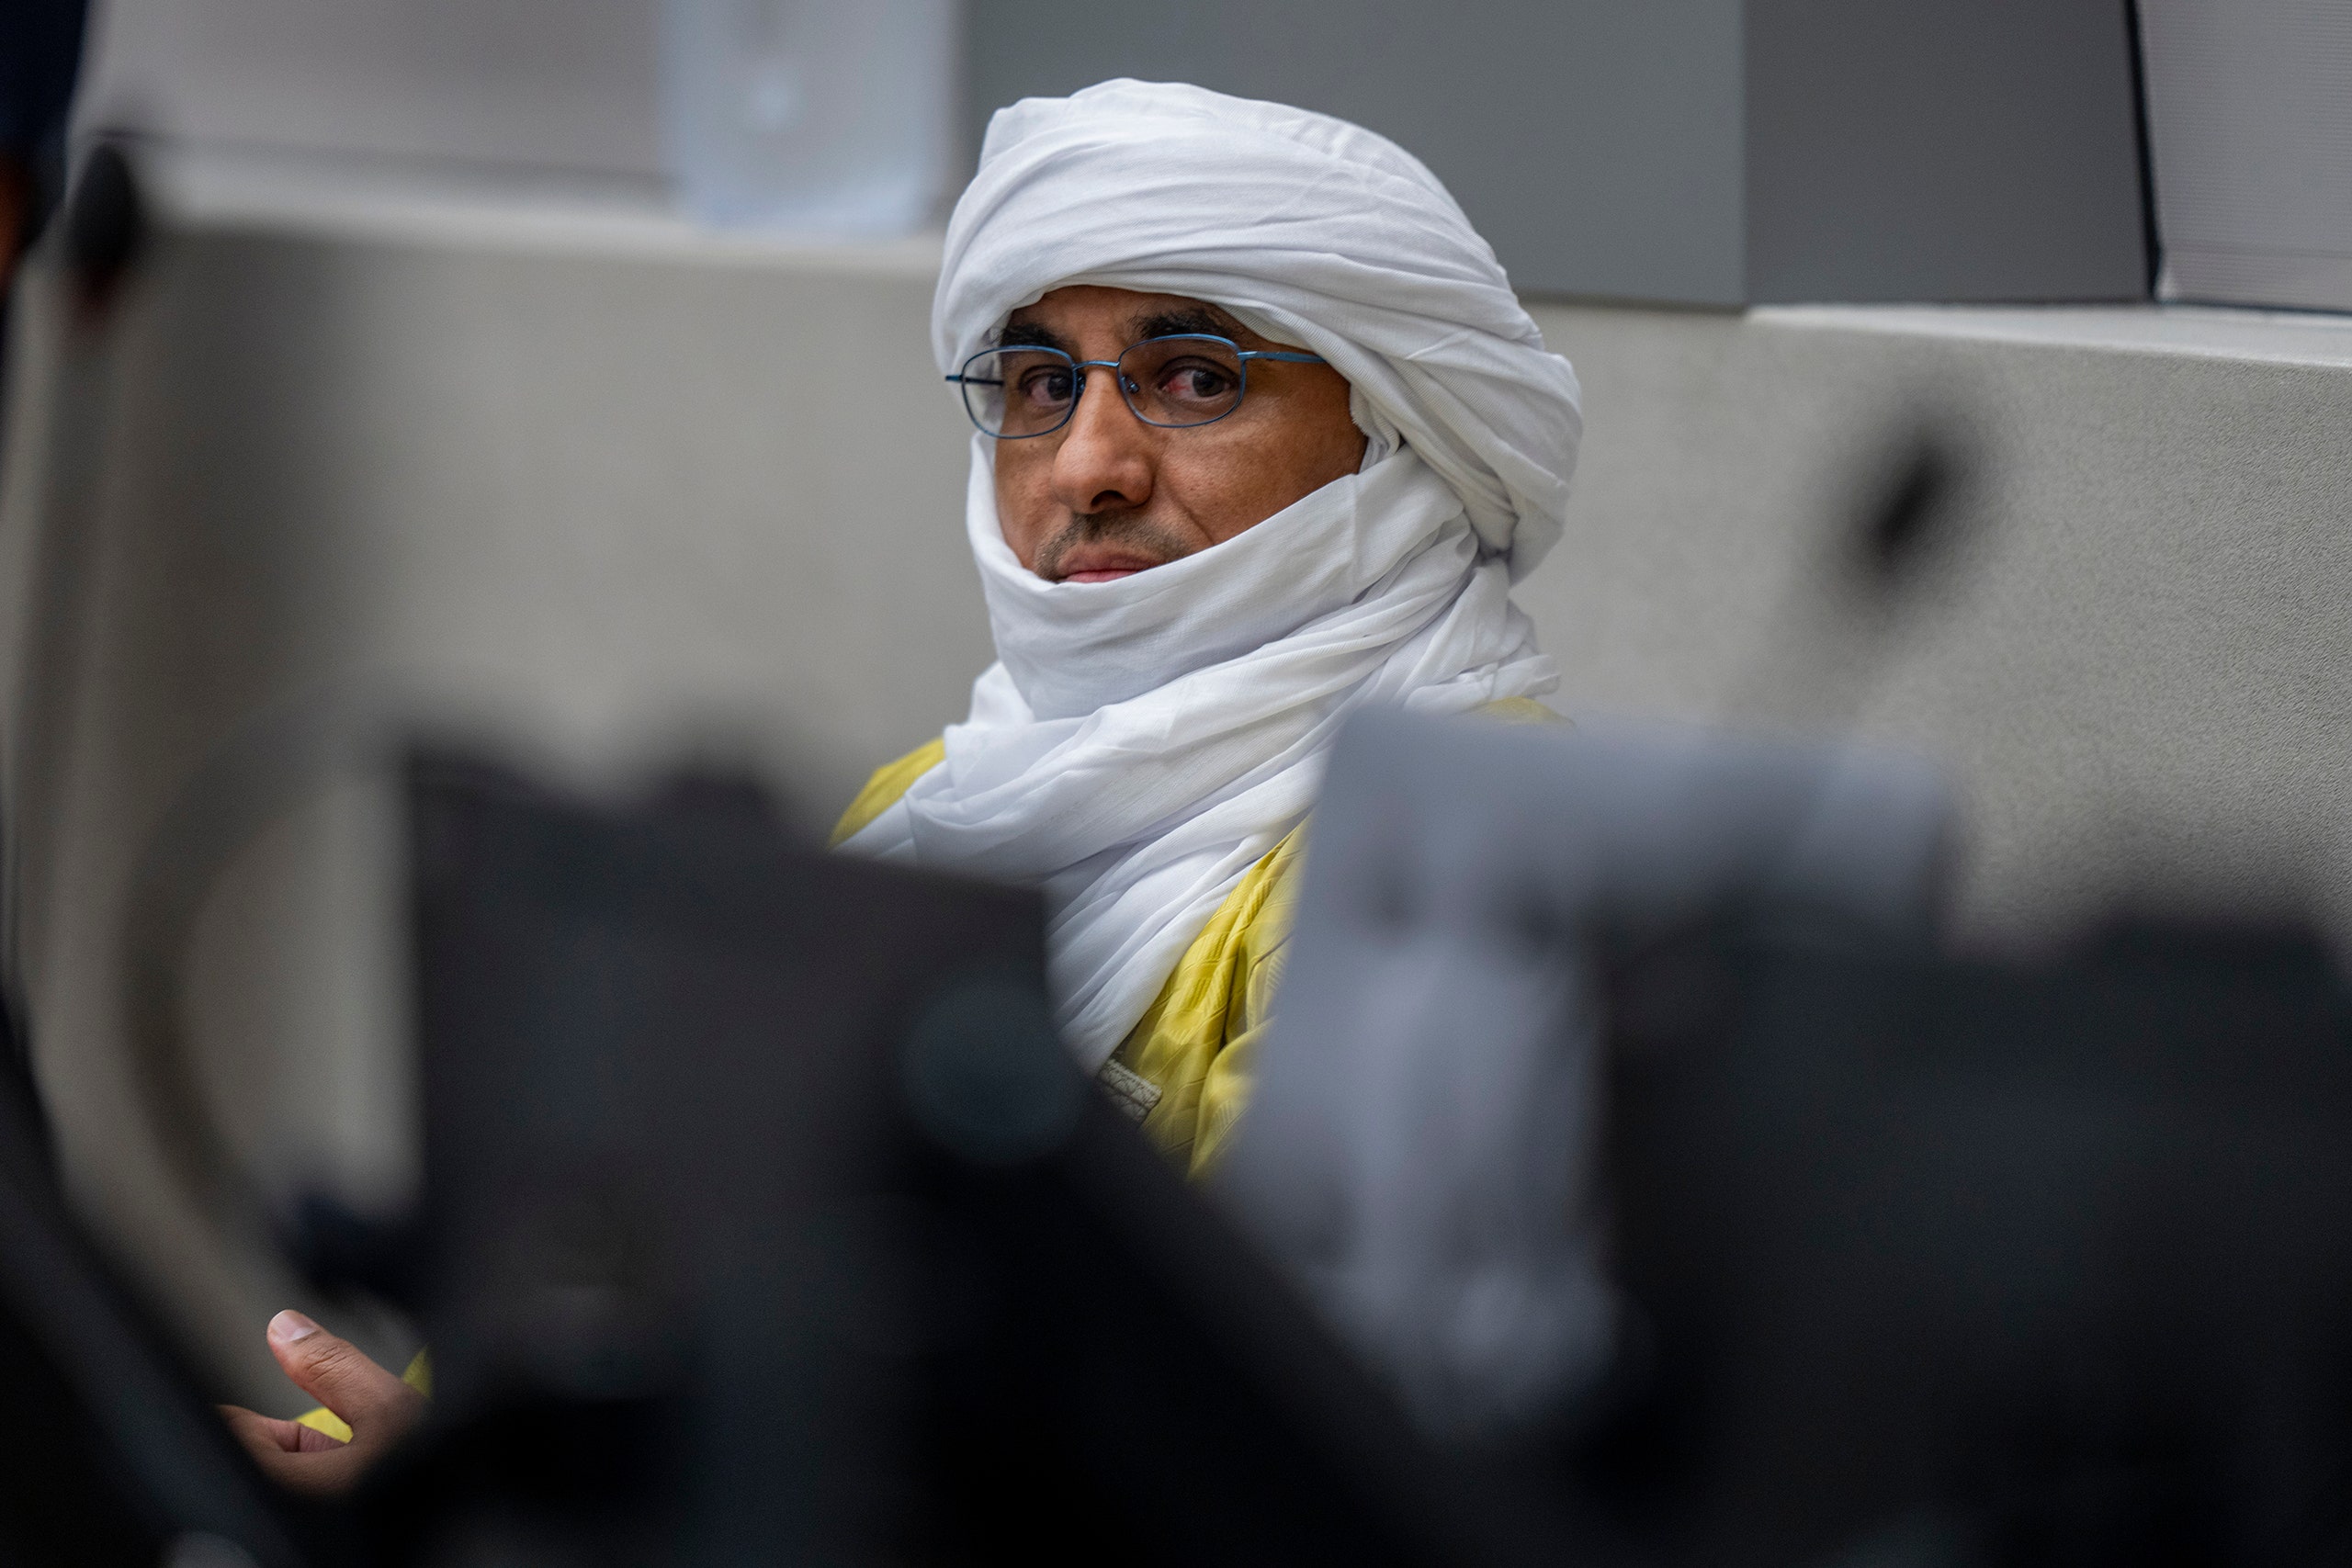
top-left (967, 0), bottom-right (1747, 305)
top-left (76, 0), bottom-right (2155, 304)
top-left (2138, 0), bottom-right (2352, 312)
top-left (967, 0), bottom-right (2149, 305)
top-left (76, 0), bottom-right (666, 195)
top-left (1742, 0), bottom-right (2147, 304)
top-left (74, 0), bottom-right (960, 231)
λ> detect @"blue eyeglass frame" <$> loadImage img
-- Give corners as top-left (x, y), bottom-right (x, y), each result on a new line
top-left (945, 333), bottom-right (1328, 439)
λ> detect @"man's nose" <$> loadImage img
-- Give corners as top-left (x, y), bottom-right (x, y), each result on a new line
top-left (1050, 367), bottom-right (1155, 515)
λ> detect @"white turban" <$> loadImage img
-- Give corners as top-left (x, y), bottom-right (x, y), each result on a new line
top-left (844, 80), bottom-right (1580, 1068)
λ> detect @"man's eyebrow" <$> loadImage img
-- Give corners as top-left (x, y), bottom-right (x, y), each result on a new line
top-left (1135, 306), bottom-right (1246, 342)
top-left (995, 319), bottom-right (1074, 355)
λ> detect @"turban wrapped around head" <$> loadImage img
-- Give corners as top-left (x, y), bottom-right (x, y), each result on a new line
top-left (933, 77), bottom-right (1582, 580)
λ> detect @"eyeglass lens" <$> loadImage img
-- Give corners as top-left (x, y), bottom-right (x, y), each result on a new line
top-left (960, 335), bottom-right (1250, 437)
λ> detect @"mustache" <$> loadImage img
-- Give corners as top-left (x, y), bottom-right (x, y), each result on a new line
top-left (1033, 512), bottom-right (1197, 580)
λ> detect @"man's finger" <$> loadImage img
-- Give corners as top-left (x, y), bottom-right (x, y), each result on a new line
top-left (264, 1311), bottom-right (419, 1434)
top-left (292, 1420), bottom-right (349, 1453)
top-left (234, 1427), bottom-right (375, 1498)
top-left (218, 1404), bottom-right (317, 1462)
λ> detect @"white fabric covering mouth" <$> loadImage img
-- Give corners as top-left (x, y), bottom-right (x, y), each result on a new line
top-left (842, 79), bottom-right (1581, 1068)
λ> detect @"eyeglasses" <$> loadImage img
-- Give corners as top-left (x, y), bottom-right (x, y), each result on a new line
top-left (947, 333), bottom-right (1328, 440)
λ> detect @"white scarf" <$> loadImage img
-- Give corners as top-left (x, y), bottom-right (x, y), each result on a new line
top-left (842, 80), bottom-right (1582, 1067)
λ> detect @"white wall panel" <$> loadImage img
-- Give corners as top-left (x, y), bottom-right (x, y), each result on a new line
top-left (2140, 0), bottom-right (2352, 311)
top-left (78, 0), bottom-right (666, 188)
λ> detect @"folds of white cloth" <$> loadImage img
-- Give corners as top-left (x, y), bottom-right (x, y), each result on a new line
top-left (842, 443), bottom-right (1556, 1065)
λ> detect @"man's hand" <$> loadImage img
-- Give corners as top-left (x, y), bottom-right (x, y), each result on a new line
top-left (217, 1311), bottom-right (426, 1496)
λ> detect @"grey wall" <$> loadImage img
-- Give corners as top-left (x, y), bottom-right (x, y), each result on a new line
top-left (966, 0), bottom-right (1748, 303)
top-left (78, 0), bottom-right (667, 188)
top-left (1518, 300), bottom-right (2352, 942)
top-left (2138, 0), bottom-right (2352, 312)
top-left (967, 0), bottom-right (2148, 306)
top-left (1745, 0), bottom-right (2148, 302)
top-left (82, 0), bottom-right (2154, 306)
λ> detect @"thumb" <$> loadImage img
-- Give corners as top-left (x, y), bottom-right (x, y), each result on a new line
top-left (266, 1311), bottom-right (413, 1428)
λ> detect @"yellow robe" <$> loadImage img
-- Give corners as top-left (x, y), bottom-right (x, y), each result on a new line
top-left (831, 697), bottom-right (1560, 1177)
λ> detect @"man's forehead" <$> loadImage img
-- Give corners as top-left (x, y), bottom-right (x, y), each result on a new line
top-left (1000, 288), bottom-right (1255, 346)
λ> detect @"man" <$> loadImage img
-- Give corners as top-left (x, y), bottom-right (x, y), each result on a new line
top-left (833, 78), bottom-right (1578, 1173)
top-left (220, 77), bottom-right (1581, 1491)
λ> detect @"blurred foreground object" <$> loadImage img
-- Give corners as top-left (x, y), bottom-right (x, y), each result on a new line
top-left (1228, 707), bottom-right (2352, 1564)
top-left (8, 734), bottom-right (2351, 1562)
top-left (0, 743), bottom-right (1543, 1565)
top-left (0, 1017), bottom-right (305, 1568)
top-left (0, 0), bottom-right (88, 298)
top-left (1221, 712), bottom-right (1954, 1437)
top-left (661, 0), bottom-right (957, 235)
top-left (2138, 0), bottom-right (2352, 312)
top-left (353, 749), bottom-right (1539, 1565)
top-left (1594, 915), bottom-right (2352, 1565)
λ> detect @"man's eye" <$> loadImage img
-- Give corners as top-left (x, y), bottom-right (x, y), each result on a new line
top-left (1159, 362), bottom-right (1236, 402)
top-left (1020, 369), bottom-right (1075, 405)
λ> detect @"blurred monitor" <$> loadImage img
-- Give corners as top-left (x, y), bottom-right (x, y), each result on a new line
top-left (382, 749), bottom-right (1555, 1566)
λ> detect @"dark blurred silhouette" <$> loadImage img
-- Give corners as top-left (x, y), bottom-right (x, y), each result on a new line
top-left (1591, 917), bottom-right (2352, 1567)
top-left (0, 0), bottom-right (93, 1164)
top-left (0, 0), bottom-right (88, 302)
top-left (12, 729), bottom-right (2352, 1565)
top-left (349, 749), bottom-right (1537, 1566)
top-left (0, 1008), bottom-right (310, 1568)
